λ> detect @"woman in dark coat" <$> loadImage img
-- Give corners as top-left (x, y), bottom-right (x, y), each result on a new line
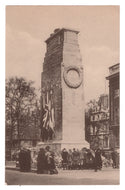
top-left (19, 149), bottom-right (25, 172)
top-left (94, 148), bottom-right (102, 172)
top-left (19, 148), bottom-right (31, 172)
top-left (72, 148), bottom-right (79, 170)
top-left (25, 149), bottom-right (31, 172)
top-left (61, 148), bottom-right (68, 170)
top-left (37, 148), bottom-right (46, 174)
top-left (68, 149), bottom-right (73, 170)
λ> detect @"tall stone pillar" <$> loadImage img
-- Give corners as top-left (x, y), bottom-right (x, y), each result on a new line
top-left (41, 28), bottom-right (89, 150)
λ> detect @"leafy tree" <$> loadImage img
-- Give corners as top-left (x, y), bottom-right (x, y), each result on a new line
top-left (6, 77), bottom-right (40, 158)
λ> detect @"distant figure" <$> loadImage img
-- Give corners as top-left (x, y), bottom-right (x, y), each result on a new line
top-left (45, 146), bottom-right (58, 174)
top-left (49, 151), bottom-right (58, 174)
top-left (45, 146), bottom-right (52, 174)
top-left (26, 149), bottom-right (31, 172)
top-left (82, 149), bottom-right (87, 169)
top-left (68, 149), bottom-right (73, 170)
top-left (86, 149), bottom-right (95, 169)
top-left (79, 149), bottom-right (84, 169)
top-left (76, 149), bottom-right (80, 169)
top-left (72, 148), bottom-right (79, 170)
top-left (61, 148), bottom-right (68, 170)
top-left (19, 149), bottom-right (24, 172)
top-left (94, 148), bottom-right (102, 172)
top-left (37, 148), bottom-right (46, 174)
top-left (19, 148), bottom-right (31, 172)
top-left (111, 149), bottom-right (119, 168)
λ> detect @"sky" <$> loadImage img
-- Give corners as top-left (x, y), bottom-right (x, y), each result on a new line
top-left (6, 6), bottom-right (120, 103)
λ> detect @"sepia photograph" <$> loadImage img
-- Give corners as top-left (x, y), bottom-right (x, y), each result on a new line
top-left (5, 5), bottom-right (120, 185)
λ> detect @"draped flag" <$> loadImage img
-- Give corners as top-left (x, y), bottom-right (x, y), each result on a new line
top-left (42, 90), bottom-right (55, 132)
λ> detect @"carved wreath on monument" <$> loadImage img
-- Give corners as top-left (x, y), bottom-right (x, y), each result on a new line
top-left (63, 66), bottom-right (83, 88)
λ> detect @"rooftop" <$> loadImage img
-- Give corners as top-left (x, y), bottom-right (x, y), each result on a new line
top-left (106, 63), bottom-right (119, 80)
top-left (45, 27), bottom-right (79, 43)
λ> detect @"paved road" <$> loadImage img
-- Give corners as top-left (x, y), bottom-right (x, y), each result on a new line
top-left (5, 168), bottom-right (119, 185)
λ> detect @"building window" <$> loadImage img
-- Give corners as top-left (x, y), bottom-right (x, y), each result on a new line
top-left (90, 125), bottom-right (93, 134)
top-left (103, 136), bottom-right (109, 148)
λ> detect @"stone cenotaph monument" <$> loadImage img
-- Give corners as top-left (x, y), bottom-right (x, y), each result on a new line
top-left (41, 28), bottom-right (89, 150)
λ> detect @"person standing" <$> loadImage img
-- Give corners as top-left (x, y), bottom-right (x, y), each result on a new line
top-left (19, 148), bottom-right (24, 172)
top-left (19, 148), bottom-right (31, 172)
top-left (76, 149), bottom-right (80, 169)
top-left (61, 148), bottom-right (68, 170)
top-left (37, 148), bottom-right (46, 174)
top-left (49, 151), bottom-right (58, 174)
top-left (26, 149), bottom-right (31, 172)
top-left (72, 148), bottom-right (78, 170)
top-left (68, 149), bottom-right (73, 170)
top-left (45, 146), bottom-right (52, 174)
top-left (94, 148), bottom-right (102, 172)
top-left (111, 148), bottom-right (119, 168)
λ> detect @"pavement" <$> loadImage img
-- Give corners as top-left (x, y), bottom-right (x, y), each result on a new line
top-left (5, 162), bottom-right (120, 185)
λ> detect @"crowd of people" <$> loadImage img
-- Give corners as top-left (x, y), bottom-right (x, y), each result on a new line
top-left (61, 148), bottom-right (102, 171)
top-left (17, 146), bottom-right (119, 174)
top-left (18, 146), bottom-right (58, 174)
top-left (37, 146), bottom-right (58, 174)
top-left (61, 147), bottom-right (119, 171)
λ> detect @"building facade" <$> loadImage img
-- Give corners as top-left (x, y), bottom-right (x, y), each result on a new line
top-left (106, 63), bottom-right (120, 149)
top-left (87, 94), bottom-right (110, 150)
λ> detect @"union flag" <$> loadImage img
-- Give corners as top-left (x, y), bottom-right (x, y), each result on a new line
top-left (42, 90), bottom-right (55, 132)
